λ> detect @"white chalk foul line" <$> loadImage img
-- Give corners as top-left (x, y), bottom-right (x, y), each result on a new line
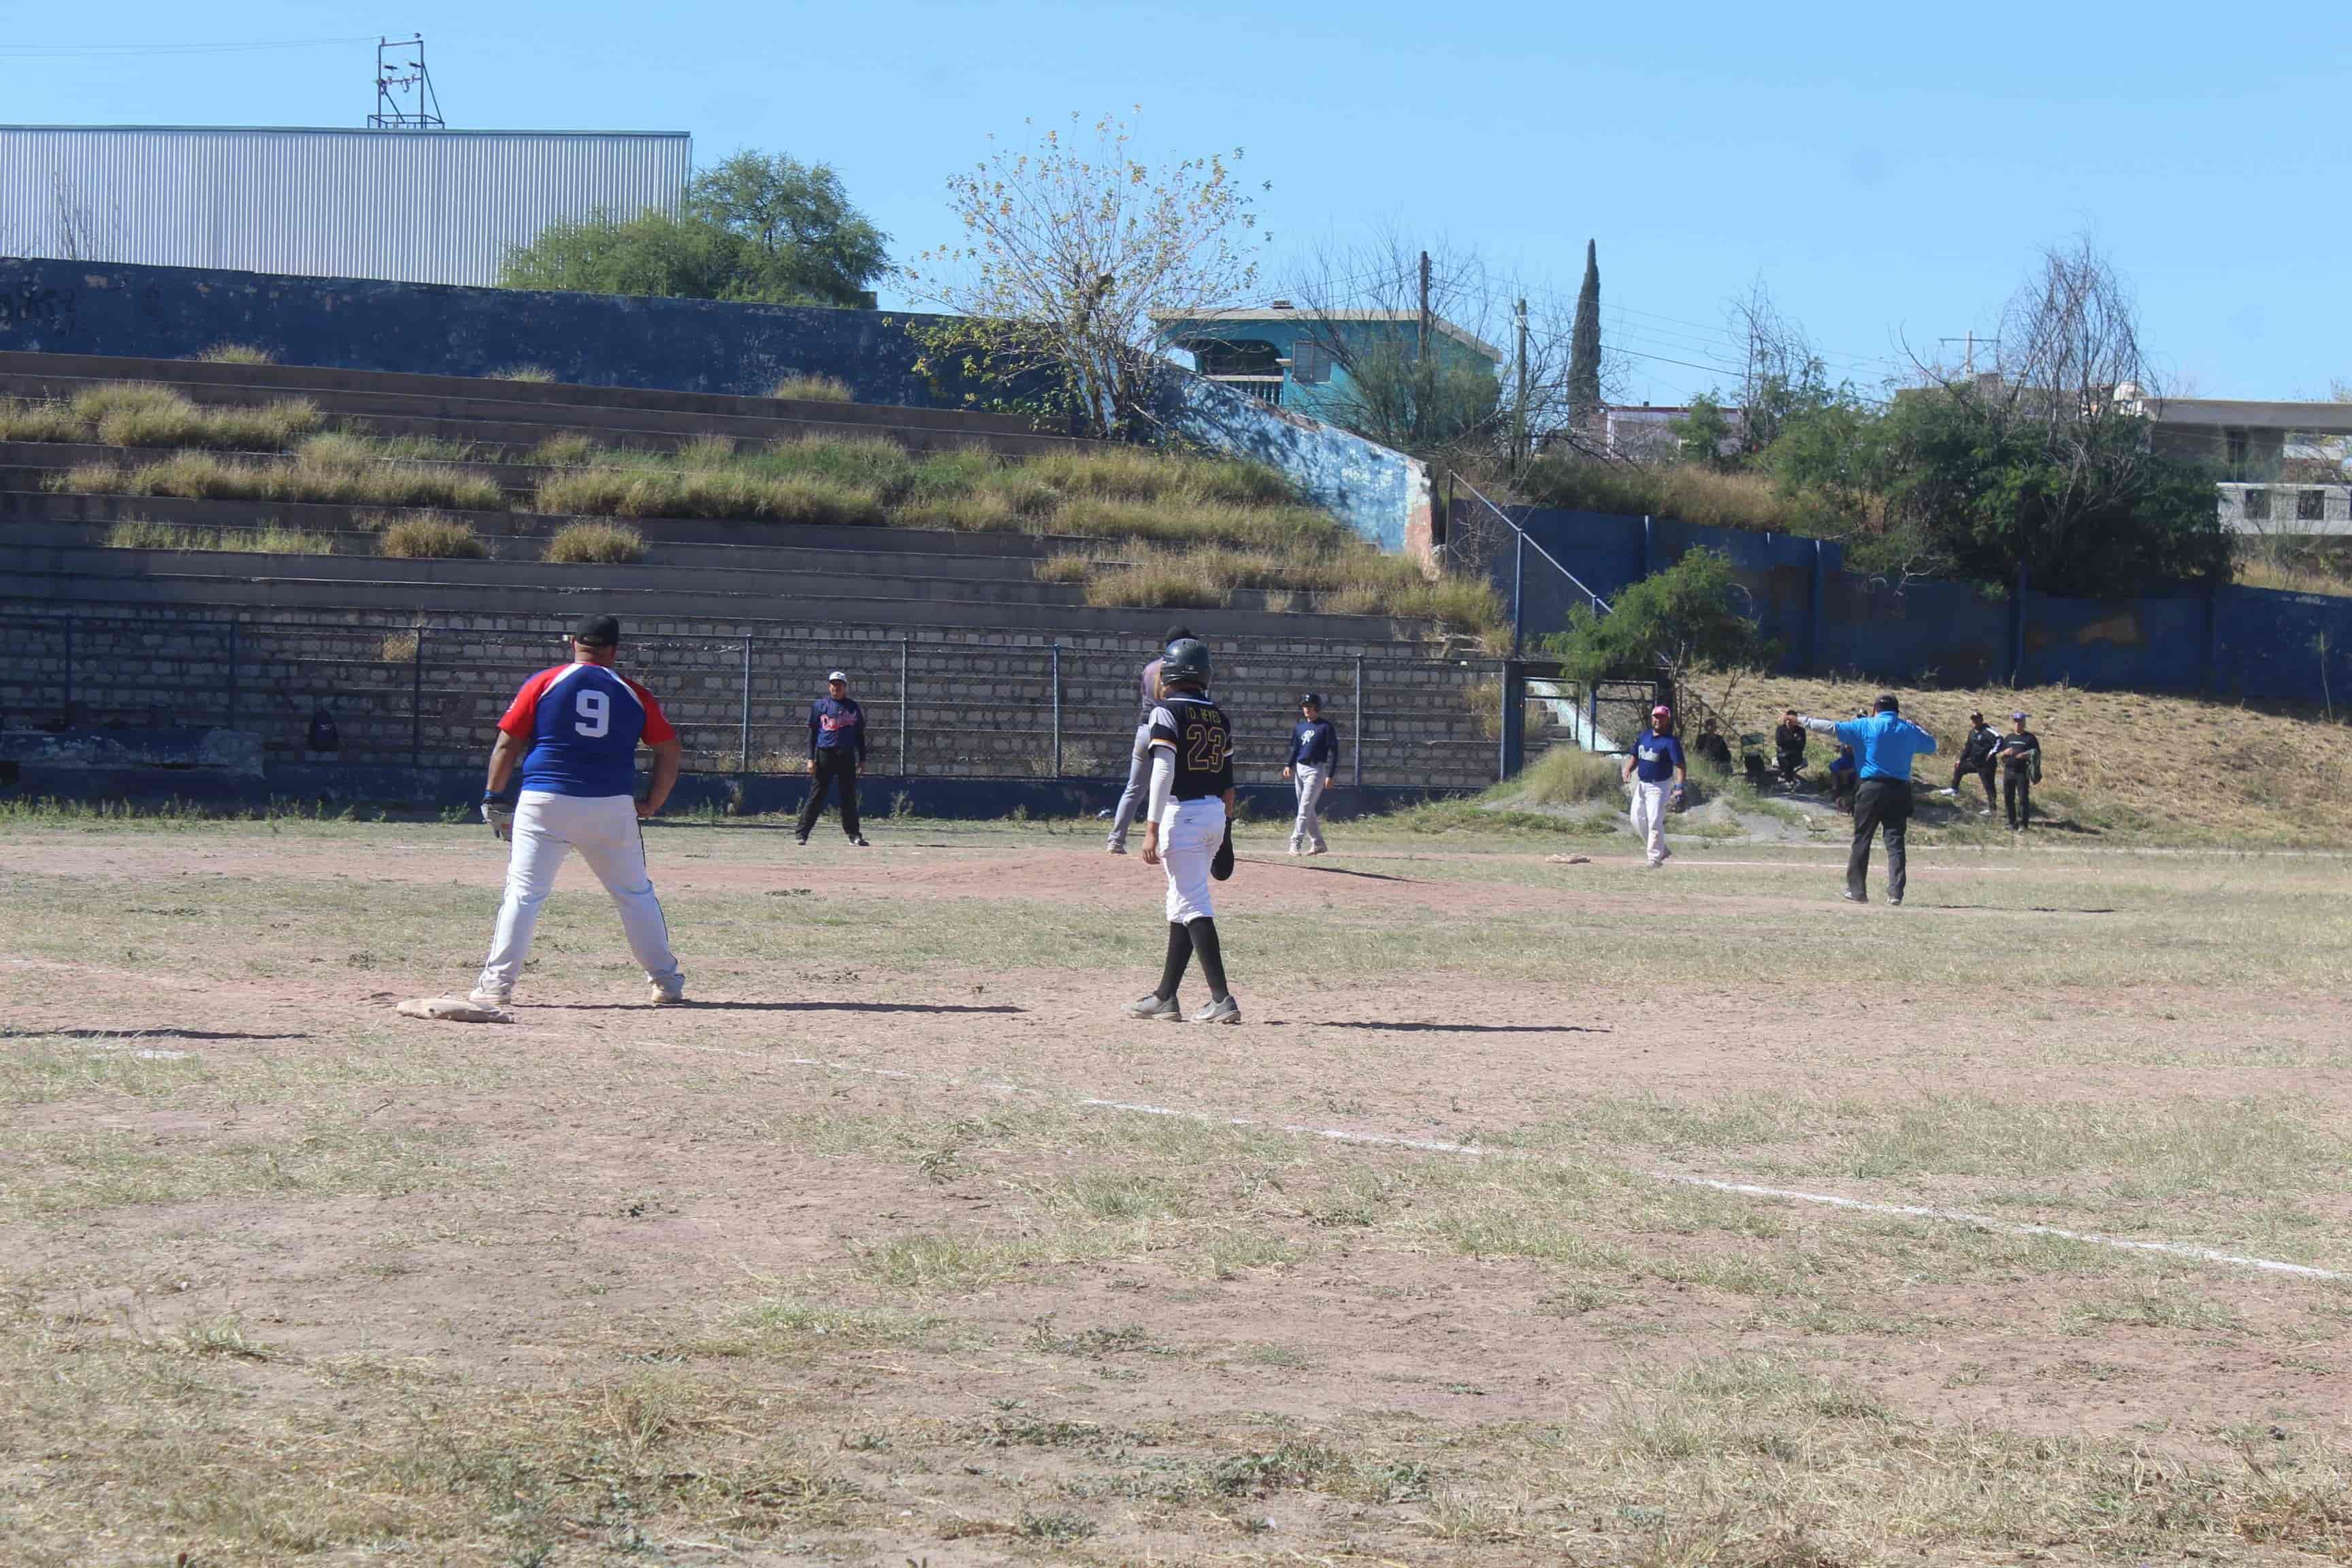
top-left (645, 1038), bottom-right (2347, 1286)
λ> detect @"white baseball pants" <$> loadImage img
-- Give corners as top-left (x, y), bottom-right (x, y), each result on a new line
top-left (1290, 763), bottom-right (1328, 851)
top-left (1106, 721), bottom-right (1153, 849)
top-left (477, 789), bottom-right (682, 995)
top-left (1158, 796), bottom-right (1226, 924)
top-left (1629, 779), bottom-right (1674, 866)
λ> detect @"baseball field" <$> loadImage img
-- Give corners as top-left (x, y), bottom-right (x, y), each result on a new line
top-left (3, 806), bottom-right (2349, 1565)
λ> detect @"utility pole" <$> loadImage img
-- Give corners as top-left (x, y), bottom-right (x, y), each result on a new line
top-left (1417, 250), bottom-right (1432, 365)
top-left (1938, 332), bottom-right (1997, 380)
top-left (1512, 296), bottom-right (1529, 473)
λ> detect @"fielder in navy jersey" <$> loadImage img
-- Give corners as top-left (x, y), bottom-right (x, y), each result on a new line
top-left (469, 614), bottom-right (685, 1007)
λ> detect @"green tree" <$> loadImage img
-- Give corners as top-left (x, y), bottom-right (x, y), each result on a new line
top-left (1567, 239), bottom-right (1602, 423)
top-left (1541, 547), bottom-right (1776, 687)
top-left (686, 150), bottom-right (889, 306)
top-left (500, 149), bottom-right (889, 306)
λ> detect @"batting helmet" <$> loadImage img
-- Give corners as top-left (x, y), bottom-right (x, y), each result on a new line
top-left (1160, 638), bottom-right (1211, 686)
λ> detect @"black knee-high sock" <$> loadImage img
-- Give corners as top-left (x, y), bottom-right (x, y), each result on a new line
top-left (1186, 917), bottom-right (1228, 1001)
top-left (1155, 921), bottom-right (1193, 1000)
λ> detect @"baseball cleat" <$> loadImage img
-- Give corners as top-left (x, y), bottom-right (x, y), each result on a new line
top-left (648, 975), bottom-right (687, 1005)
top-left (1124, 992), bottom-right (1179, 1020)
top-left (1305, 844), bottom-right (1327, 857)
top-left (467, 985), bottom-right (512, 1009)
top-left (1841, 889), bottom-right (1867, 903)
top-left (1105, 842), bottom-right (1128, 855)
top-left (1190, 994), bottom-right (1241, 1025)
top-left (851, 835), bottom-right (870, 847)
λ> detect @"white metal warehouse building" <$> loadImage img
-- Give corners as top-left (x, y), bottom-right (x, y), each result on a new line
top-left (0, 126), bottom-right (691, 288)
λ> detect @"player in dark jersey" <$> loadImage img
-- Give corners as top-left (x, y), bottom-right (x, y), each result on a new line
top-left (1125, 638), bottom-right (1241, 1024)
top-left (468, 613), bottom-right (686, 1008)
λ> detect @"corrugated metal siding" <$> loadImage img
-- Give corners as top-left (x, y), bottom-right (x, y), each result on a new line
top-left (0, 127), bottom-right (690, 287)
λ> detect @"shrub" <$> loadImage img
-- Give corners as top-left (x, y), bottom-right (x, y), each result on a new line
top-left (299, 429), bottom-right (478, 463)
top-left (377, 514), bottom-right (488, 559)
top-left (1512, 747), bottom-right (1625, 806)
top-left (771, 373), bottom-right (855, 402)
top-left (196, 342), bottom-right (275, 365)
top-left (489, 364), bottom-right (558, 383)
top-left (542, 521), bottom-right (647, 564)
top-left (1032, 552), bottom-right (1095, 584)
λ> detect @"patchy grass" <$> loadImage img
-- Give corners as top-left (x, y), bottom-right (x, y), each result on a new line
top-left (1701, 670), bottom-right (2352, 844)
top-left (1496, 744), bottom-right (1624, 806)
top-left (195, 342), bottom-right (276, 365)
top-left (376, 513), bottom-right (489, 559)
top-left (534, 464), bottom-right (887, 527)
top-left (542, 519), bottom-right (647, 564)
top-left (0, 395), bottom-right (92, 444)
top-left (57, 451), bottom-right (504, 511)
top-left (771, 373), bottom-right (855, 402)
top-left (488, 363), bottom-right (558, 383)
top-left (103, 518), bottom-right (336, 555)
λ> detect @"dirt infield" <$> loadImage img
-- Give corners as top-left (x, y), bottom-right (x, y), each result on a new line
top-left (3, 815), bottom-right (2349, 1565)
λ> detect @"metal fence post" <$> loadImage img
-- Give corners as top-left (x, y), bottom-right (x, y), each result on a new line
top-left (61, 617), bottom-right (74, 727)
top-left (1049, 641), bottom-right (1062, 779)
top-left (738, 636), bottom-right (753, 774)
top-left (410, 626), bottom-right (426, 768)
top-left (1512, 531), bottom-right (1525, 657)
top-left (225, 619), bottom-right (240, 732)
top-left (898, 637), bottom-right (910, 777)
top-left (1352, 655), bottom-right (1365, 788)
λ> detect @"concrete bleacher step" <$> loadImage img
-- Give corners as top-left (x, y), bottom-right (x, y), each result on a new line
top-left (0, 348), bottom-right (1055, 438)
top-left (0, 365), bottom-right (1092, 460)
top-left (0, 490), bottom-right (1139, 575)
top-left (1, 555), bottom-right (1414, 642)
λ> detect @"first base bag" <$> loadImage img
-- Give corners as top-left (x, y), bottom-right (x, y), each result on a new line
top-left (1211, 823), bottom-right (1235, 881)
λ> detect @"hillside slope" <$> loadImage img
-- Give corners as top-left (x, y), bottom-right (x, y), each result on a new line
top-left (1693, 676), bottom-right (2352, 845)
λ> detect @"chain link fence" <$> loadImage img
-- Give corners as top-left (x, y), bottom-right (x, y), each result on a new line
top-left (0, 609), bottom-right (1504, 789)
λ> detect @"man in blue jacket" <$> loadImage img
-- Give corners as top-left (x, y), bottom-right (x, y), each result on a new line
top-left (797, 670), bottom-right (869, 847)
top-left (1800, 693), bottom-right (1937, 904)
top-left (1281, 692), bottom-right (1339, 855)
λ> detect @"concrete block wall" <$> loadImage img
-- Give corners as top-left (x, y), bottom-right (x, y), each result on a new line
top-left (0, 606), bottom-right (1502, 791)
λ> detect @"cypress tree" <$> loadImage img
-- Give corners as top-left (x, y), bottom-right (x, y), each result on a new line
top-left (1569, 238), bottom-right (1603, 421)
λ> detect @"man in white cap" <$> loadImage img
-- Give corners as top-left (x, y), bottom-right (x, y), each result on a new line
top-left (1620, 702), bottom-right (1686, 868)
top-left (797, 670), bottom-right (869, 846)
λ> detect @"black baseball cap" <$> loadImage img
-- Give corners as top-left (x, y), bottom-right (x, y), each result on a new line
top-left (572, 614), bottom-right (621, 647)
top-left (1874, 693), bottom-right (1900, 712)
top-left (1301, 692), bottom-right (1324, 707)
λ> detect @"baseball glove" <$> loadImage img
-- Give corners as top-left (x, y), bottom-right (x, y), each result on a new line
top-left (1211, 822), bottom-right (1235, 881)
top-left (481, 794), bottom-right (515, 842)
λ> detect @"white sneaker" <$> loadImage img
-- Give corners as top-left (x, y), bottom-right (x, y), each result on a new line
top-left (1106, 842), bottom-right (1128, 856)
top-left (1190, 994), bottom-right (1241, 1025)
top-left (648, 975), bottom-right (686, 1005)
top-left (467, 985), bottom-right (510, 1009)
top-left (1305, 844), bottom-right (1328, 857)
top-left (1124, 992), bottom-right (1179, 1020)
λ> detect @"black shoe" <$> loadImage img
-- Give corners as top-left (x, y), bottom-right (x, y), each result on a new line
top-left (1842, 889), bottom-right (1867, 903)
top-left (795, 835), bottom-right (808, 845)
top-left (850, 835), bottom-right (870, 847)
top-left (1889, 896), bottom-right (1904, 906)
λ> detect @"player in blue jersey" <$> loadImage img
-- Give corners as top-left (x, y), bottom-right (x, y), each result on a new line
top-left (1124, 638), bottom-right (1242, 1024)
top-left (468, 615), bottom-right (687, 1007)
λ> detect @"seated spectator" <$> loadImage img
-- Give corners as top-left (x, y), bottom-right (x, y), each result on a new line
top-left (1772, 710), bottom-right (1807, 785)
top-left (1691, 717), bottom-right (1734, 775)
top-left (1828, 742), bottom-right (1859, 813)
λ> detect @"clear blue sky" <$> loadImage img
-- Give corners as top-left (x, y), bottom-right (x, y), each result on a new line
top-left (7, 1), bottom-right (2345, 404)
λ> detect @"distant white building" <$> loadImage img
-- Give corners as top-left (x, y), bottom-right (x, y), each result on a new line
top-left (2116, 386), bottom-right (2352, 538)
top-left (0, 125), bottom-right (690, 288)
top-left (1543, 404), bottom-right (1743, 462)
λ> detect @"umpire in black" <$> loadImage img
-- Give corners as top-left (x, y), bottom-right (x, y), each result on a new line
top-left (797, 670), bottom-right (869, 847)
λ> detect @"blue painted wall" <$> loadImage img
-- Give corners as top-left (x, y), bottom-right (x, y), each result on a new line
top-left (0, 255), bottom-right (1420, 550)
top-left (1478, 501), bottom-right (2352, 708)
top-left (1154, 310), bottom-right (1501, 427)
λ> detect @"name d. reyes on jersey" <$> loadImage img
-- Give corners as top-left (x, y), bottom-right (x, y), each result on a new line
top-left (1148, 694), bottom-right (1235, 798)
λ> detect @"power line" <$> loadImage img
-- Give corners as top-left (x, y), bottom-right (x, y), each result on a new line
top-left (0, 34), bottom-right (375, 59)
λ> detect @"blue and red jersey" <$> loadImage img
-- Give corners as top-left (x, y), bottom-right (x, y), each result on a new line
top-left (498, 662), bottom-right (676, 798)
